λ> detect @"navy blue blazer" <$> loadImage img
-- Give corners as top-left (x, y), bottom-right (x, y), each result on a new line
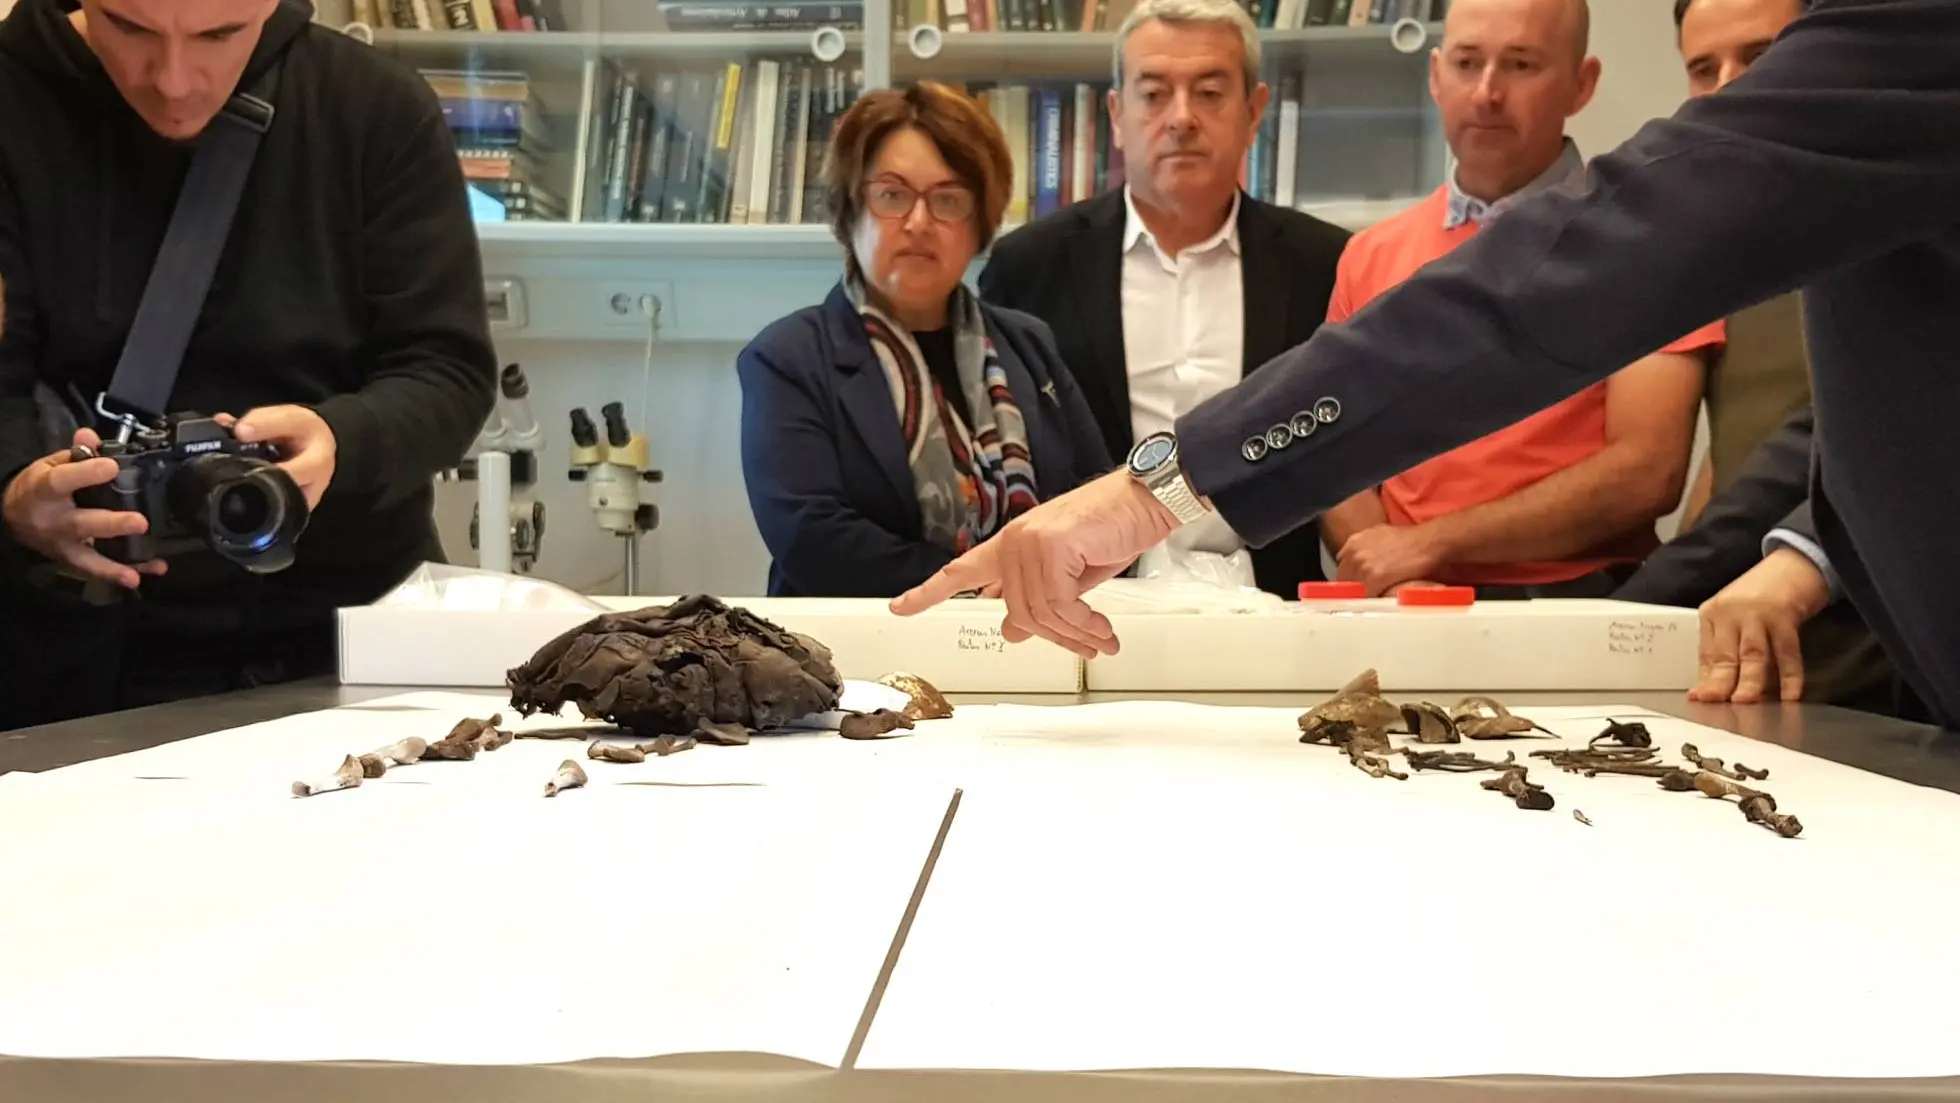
top-left (737, 282), bottom-right (1113, 597)
top-left (1170, 0), bottom-right (1960, 728)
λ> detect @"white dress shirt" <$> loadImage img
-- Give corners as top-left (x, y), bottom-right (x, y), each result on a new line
top-left (1119, 187), bottom-right (1255, 586)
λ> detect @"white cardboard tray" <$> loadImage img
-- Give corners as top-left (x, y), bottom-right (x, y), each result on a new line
top-left (337, 594), bottom-right (1697, 694)
top-left (337, 595), bottom-right (1085, 693)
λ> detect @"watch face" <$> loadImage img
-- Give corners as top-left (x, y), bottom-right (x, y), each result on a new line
top-left (1131, 434), bottom-right (1176, 475)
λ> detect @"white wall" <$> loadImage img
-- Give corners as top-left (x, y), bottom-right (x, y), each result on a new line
top-left (433, 336), bottom-right (783, 599)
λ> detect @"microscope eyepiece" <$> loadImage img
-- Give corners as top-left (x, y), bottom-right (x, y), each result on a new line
top-left (569, 407), bottom-right (597, 449)
top-left (500, 363), bottom-right (530, 401)
top-left (601, 402), bottom-right (631, 448)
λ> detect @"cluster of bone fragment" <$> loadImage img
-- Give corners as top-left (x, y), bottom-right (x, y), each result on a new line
top-left (291, 722), bottom-right (494, 797)
top-left (1297, 673), bottom-right (1802, 836)
top-left (1297, 669), bottom-right (1555, 786)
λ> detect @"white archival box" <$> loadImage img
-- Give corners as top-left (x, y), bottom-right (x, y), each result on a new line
top-left (336, 594), bottom-right (1086, 693)
top-left (338, 586), bottom-right (1698, 694)
top-left (1081, 597), bottom-right (1700, 692)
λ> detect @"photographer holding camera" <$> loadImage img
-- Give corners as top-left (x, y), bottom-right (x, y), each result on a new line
top-left (0, 0), bottom-right (497, 729)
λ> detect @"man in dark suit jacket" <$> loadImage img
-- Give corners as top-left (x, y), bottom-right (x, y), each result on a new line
top-left (891, 0), bottom-right (1960, 733)
top-left (976, 0), bottom-right (1350, 601)
top-left (1615, 406), bottom-right (1905, 716)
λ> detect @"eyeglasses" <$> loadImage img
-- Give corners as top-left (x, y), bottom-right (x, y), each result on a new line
top-left (863, 179), bottom-right (976, 224)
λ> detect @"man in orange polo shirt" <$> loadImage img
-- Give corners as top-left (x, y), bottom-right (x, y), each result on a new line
top-left (1321, 0), bottom-right (1717, 599)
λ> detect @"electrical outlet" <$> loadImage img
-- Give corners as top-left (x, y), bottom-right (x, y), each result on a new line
top-left (599, 281), bottom-right (676, 332)
top-left (485, 278), bottom-right (527, 329)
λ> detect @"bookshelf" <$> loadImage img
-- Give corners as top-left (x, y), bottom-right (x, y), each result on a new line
top-left (320, 0), bottom-right (1450, 338)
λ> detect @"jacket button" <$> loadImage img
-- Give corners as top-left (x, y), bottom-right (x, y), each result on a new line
top-left (1288, 411), bottom-right (1319, 438)
top-left (1265, 424), bottom-right (1294, 450)
top-left (1314, 397), bottom-right (1342, 424)
top-left (1241, 436), bottom-right (1269, 462)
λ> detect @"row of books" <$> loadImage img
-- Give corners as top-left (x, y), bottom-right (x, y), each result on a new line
top-left (445, 60), bottom-right (1368, 224)
top-left (422, 69), bottom-right (566, 220)
top-left (894, 0), bottom-right (1443, 32)
top-left (360, 0), bottom-right (856, 33)
top-left (359, 0), bottom-right (1438, 33)
top-left (575, 59), bottom-right (866, 224)
top-left (355, 0), bottom-right (566, 30)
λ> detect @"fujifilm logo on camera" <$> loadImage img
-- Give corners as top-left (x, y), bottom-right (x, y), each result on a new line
top-left (182, 439), bottom-right (225, 454)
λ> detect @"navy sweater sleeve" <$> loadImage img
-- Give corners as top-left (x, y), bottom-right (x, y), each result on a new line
top-left (311, 69), bottom-right (496, 511)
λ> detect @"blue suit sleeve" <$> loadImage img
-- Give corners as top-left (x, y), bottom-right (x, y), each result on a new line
top-left (735, 340), bottom-right (953, 597)
top-left (1172, 0), bottom-right (1960, 546)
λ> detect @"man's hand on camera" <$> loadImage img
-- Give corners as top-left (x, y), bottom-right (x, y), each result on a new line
top-left (233, 405), bottom-right (336, 509)
top-left (0, 428), bottom-right (166, 589)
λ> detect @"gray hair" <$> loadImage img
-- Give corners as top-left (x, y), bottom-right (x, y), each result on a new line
top-left (1111, 0), bottom-right (1264, 94)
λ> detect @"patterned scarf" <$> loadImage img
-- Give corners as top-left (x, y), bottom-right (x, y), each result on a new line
top-left (846, 275), bottom-right (1039, 555)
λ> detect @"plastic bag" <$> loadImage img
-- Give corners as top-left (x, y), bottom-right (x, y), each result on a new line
top-left (372, 562), bottom-right (609, 614)
top-left (1084, 574), bottom-right (1282, 615)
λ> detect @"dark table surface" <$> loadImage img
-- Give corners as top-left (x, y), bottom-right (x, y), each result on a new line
top-left (6, 678), bottom-right (1959, 794)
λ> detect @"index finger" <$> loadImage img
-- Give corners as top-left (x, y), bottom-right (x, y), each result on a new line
top-left (45, 455), bottom-right (123, 496)
top-left (891, 544), bottom-right (1000, 616)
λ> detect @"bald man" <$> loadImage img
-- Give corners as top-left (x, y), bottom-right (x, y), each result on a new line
top-left (1316, 0), bottom-right (1716, 600)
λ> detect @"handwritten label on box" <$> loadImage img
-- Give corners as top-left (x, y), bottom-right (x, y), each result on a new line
top-left (956, 624), bottom-right (1007, 654)
top-left (1607, 619), bottom-right (1677, 656)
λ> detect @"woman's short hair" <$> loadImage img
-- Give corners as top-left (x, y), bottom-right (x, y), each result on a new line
top-left (824, 81), bottom-right (1014, 257)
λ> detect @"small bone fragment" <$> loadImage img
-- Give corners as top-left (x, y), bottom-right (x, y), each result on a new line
top-left (371, 736), bottom-right (428, 765)
top-left (1403, 748), bottom-right (1515, 773)
top-left (544, 759), bottom-right (588, 797)
top-left (588, 742), bottom-right (648, 764)
top-left (692, 720), bottom-right (751, 746)
top-left (426, 715), bottom-right (505, 760)
top-left (1452, 695), bottom-right (1555, 738)
top-left (292, 755), bottom-right (365, 797)
top-left (1298, 669), bottom-right (1401, 745)
top-left (357, 735), bottom-right (430, 776)
top-left (1739, 794), bottom-right (1803, 837)
top-left (650, 734), bottom-right (698, 756)
top-left (1481, 766), bottom-right (1555, 810)
top-left (1574, 809), bottom-right (1593, 826)
top-left (1682, 742), bottom-right (1769, 782)
top-left (839, 709), bottom-right (915, 740)
top-left (1590, 719), bottom-right (1652, 749)
top-left (877, 672), bottom-right (956, 721)
top-left (1398, 701), bottom-right (1459, 744)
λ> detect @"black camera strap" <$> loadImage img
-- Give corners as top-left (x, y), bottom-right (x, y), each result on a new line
top-left (97, 57), bottom-right (283, 437)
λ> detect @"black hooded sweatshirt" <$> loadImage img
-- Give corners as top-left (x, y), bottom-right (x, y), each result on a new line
top-left (0, 1), bottom-right (496, 659)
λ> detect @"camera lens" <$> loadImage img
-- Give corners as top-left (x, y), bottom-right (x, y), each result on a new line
top-left (215, 483), bottom-right (271, 538)
top-left (168, 454), bottom-right (310, 574)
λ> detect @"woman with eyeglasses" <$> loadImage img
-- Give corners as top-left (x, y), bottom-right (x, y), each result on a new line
top-left (735, 81), bottom-right (1111, 598)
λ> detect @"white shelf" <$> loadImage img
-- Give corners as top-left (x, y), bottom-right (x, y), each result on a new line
top-left (471, 192), bottom-right (1414, 264)
top-left (368, 28), bottom-right (867, 72)
top-left (894, 24), bottom-right (1441, 80)
top-left (473, 220), bottom-right (843, 262)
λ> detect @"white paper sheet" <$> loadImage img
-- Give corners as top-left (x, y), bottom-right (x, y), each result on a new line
top-left (0, 775), bottom-right (953, 1066)
top-left (858, 701), bottom-right (1960, 1079)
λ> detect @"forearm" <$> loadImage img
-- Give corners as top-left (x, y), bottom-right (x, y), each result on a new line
top-left (314, 345), bottom-right (494, 508)
top-left (1423, 446), bottom-right (1680, 565)
top-left (1320, 489), bottom-right (1387, 553)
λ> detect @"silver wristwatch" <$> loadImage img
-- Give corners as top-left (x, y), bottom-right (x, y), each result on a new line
top-left (1126, 431), bottom-right (1208, 525)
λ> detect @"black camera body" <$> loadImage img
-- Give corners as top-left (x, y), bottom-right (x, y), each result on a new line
top-left (74, 415), bottom-right (310, 574)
